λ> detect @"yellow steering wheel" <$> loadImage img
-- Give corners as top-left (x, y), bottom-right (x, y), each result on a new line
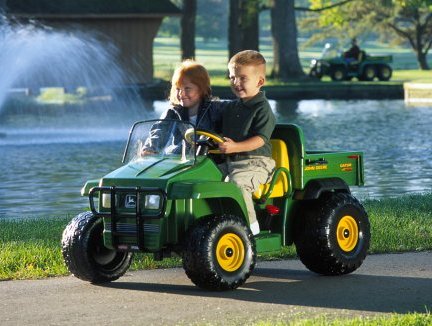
top-left (184, 128), bottom-right (225, 154)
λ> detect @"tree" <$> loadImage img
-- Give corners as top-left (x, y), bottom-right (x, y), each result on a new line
top-left (228, 0), bottom-right (260, 59)
top-left (381, 0), bottom-right (432, 70)
top-left (227, 0), bottom-right (307, 80)
top-left (181, 0), bottom-right (197, 60)
top-left (306, 0), bottom-right (432, 70)
top-left (270, 0), bottom-right (305, 80)
top-left (227, 0), bottom-right (310, 79)
top-left (159, 0), bottom-right (228, 41)
top-left (269, 0), bottom-right (353, 79)
top-left (196, 0), bottom-right (228, 41)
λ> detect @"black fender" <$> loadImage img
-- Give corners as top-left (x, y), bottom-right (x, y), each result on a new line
top-left (300, 178), bottom-right (350, 200)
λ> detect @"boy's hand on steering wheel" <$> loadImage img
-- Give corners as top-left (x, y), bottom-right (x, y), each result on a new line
top-left (218, 137), bottom-right (237, 154)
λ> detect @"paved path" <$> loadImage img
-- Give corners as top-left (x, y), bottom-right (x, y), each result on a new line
top-left (1, 252), bottom-right (431, 325)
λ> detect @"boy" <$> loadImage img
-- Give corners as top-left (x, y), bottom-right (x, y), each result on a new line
top-left (218, 50), bottom-right (276, 235)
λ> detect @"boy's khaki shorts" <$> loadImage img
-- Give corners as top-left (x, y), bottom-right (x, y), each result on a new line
top-left (218, 156), bottom-right (275, 193)
top-left (218, 156), bottom-right (275, 224)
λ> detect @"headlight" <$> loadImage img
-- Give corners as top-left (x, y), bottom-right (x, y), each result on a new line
top-left (144, 194), bottom-right (161, 210)
top-left (311, 59), bottom-right (317, 65)
top-left (102, 193), bottom-right (111, 208)
top-left (97, 188), bottom-right (163, 212)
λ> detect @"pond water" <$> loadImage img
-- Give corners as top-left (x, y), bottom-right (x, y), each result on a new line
top-left (1, 98), bottom-right (432, 218)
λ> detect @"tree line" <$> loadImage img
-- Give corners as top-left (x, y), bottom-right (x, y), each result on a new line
top-left (162, 0), bottom-right (431, 78)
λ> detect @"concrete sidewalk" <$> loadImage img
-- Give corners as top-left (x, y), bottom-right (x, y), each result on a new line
top-left (1, 251), bottom-right (431, 325)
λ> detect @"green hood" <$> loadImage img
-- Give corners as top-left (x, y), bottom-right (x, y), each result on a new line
top-left (99, 156), bottom-right (222, 188)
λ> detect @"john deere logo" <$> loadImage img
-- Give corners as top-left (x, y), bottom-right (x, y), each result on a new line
top-left (125, 195), bottom-right (137, 208)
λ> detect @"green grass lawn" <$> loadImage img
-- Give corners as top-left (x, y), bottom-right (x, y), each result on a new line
top-left (1, 193), bottom-right (431, 326)
top-left (254, 312), bottom-right (432, 326)
top-left (1, 37), bottom-right (430, 326)
top-left (153, 37), bottom-right (432, 84)
top-left (1, 192), bottom-right (431, 281)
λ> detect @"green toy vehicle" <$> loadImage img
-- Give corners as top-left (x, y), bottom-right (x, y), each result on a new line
top-left (309, 43), bottom-right (393, 81)
top-left (62, 119), bottom-right (370, 290)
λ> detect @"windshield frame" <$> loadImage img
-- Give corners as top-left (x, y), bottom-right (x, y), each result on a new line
top-left (321, 43), bottom-right (340, 60)
top-left (122, 119), bottom-right (197, 165)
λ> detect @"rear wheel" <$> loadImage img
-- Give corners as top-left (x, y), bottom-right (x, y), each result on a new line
top-left (377, 65), bottom-right (392, 81)
top-left (62, 211), bottom-right (133, 283)
top-left (182, 215), bottom-right (256, 290)
top-left (294, 192), bottom-right (370, 275)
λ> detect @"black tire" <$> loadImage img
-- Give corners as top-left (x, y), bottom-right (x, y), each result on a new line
top-left (360, 65), bottom-right (376, 81)
top-left (330, 66), bottom-right (347, 81)
top-left (182, 215), bottom-right (256, 290)
top-left (377, 64), bottom-right (392, 81)
top-left (294, 192), bottom-right (370, 275)
top-left (62, 211), bottom-right (133, 283)
top-left (309, 67), bottom-right (322, 80)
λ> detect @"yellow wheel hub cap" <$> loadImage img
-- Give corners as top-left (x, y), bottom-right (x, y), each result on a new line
top-left (337, 215), bottom-right (359, 252)
top-left (216, 233), bottom-right (245, 272)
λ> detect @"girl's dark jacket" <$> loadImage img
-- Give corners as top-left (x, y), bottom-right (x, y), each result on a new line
top-left (143, 100), bottom-right (225, 153)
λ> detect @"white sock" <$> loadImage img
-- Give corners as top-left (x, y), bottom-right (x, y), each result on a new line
top-left (250, 221), bottom-right (260, 235)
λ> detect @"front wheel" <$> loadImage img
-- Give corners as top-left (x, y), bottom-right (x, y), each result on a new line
top-left (62, 211), bottom-right (133, 283)
top-left (309, 67), bottom-right (322, 80)
top-left (294, 192), bottom-right (370, 275)
top-left (330, 66), bottom-right (347, 81)
top-left (182, 215), bottom-right (256, 290)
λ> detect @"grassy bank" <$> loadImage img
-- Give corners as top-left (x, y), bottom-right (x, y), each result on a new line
top-left (153, 37), bottom-right (432, 83)
top-left (1, 193), bottom-right (431, 281)
top-left (209, 70), bottom-right (432, 87)
top-left (254, 312), bottom-right (432, 326)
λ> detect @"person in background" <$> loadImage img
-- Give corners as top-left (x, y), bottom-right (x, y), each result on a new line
top-left (217, 50), bottom-right (276, 235)
top-left (344, 38), bottom-right (361, 63)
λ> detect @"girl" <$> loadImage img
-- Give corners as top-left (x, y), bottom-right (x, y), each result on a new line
top-left (142, 60), bottom-right (223, 155)
top-left (162, 59), bottom-right (222, 130)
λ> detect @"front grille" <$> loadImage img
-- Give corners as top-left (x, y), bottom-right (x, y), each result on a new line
top-left (106, 222), bottom-right (160, 234)
top-left (90, 186), bottom-right (166, 251)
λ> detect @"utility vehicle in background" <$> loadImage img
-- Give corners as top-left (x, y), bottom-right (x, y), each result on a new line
top-left (62, 119), bottom-right (370, 290)
top-left (309, 43), bottom-right (393, 81)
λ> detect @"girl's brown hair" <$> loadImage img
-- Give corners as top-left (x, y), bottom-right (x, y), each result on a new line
top-left (169, 60), bottom-right (212, 105)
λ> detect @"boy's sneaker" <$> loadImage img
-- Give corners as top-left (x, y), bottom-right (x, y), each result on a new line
top-left (250, 221), bottom-right (260, 235)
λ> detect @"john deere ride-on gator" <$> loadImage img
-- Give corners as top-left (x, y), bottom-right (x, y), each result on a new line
top-left (309, 43), bottom-right (393, 81)
top-left (62, 119), bottom-right (370, 290)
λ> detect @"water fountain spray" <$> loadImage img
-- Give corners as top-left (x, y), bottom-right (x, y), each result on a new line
top-left (0, 14), bottom-right (136, 112)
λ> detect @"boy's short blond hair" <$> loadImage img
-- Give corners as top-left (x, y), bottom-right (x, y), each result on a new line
top-left (228, 50), bottom-right (266, 78)
top-left (228, 50), bottom-right (266, 68)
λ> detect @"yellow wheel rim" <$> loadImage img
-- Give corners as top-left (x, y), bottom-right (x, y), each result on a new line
top-left (216, 233), bottom-right (245, 272)
top-left (366, 68), bottom-right (375, 78)
top-left (335, 71), bottom-right (343, 80)
top-left (337, 215), bottom-right (359, 252)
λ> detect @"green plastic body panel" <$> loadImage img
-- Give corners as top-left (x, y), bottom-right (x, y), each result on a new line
top-left (271, 124), bottom-right (305, 190)
top-left (255, 232), bottom-right (282, 254)
top-left (97, 156), bottom-right (250, 251)
top-left (84, 123), bottom-right (365, 256)
top-left (81, 179), bottom-right (100, 196)
top-left (303, 151), bottom-right (364, 186)
top-left (271, 124), bottom-right (364, 190)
